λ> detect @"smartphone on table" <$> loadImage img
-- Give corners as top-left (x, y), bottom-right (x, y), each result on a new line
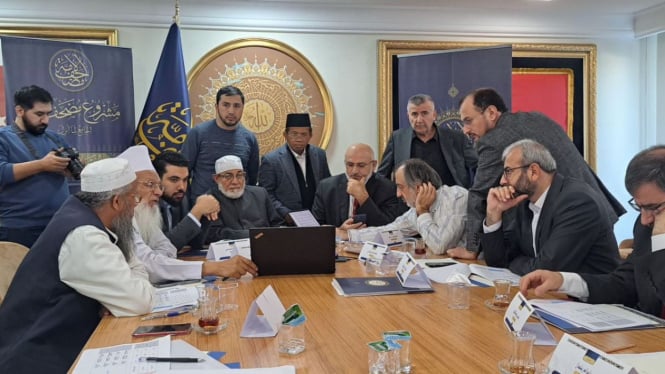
top-left (131, 323), bottom-right (192, 337)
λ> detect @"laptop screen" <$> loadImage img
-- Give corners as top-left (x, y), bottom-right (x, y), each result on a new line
top-left (249, 226), bottom-right (336, 276)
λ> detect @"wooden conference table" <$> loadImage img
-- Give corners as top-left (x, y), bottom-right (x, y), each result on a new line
top-left (74, 256), bottom-right (665, 373)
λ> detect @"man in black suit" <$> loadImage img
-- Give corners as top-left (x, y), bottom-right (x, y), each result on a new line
top-left (482, 139), bottom-right (619, 275)
top-left (520, 145), bottom-right (665, 317)
top-left (259, 113), bottom-right (331, 224)
top-left (312, 143), bottom-right (407, 235)
top-left (153, 151), bottom-right (219, 251)
top-left (452, 87), bottom-right (625, 259)
top-left (378, 93), bottom-right (477, 188)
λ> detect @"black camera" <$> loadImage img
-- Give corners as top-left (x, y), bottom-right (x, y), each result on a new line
top-left (54, 147), bottom-right (84, 180)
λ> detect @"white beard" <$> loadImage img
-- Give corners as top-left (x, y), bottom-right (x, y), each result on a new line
top-left (218, 184), bottom-right (245, 199)
top-left (134, 202), bottom-right (164, 246)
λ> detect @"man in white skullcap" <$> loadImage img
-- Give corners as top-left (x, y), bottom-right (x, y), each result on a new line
top-left (0, 158), bottom-right (154, 373)
top-left (116, 145), bottom-right (258, 283)
top-left (206, 155), bottom-right (283, 241)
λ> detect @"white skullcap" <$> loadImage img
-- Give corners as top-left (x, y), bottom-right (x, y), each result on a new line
top-left (215, 155), bottom-right (244, 174)
top-left (81, 158), bottom-right (136, 193)
top-left (116, 145), bottom-right (156, 173)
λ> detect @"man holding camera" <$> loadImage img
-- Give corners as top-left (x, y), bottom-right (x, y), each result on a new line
top-left (0, 85), bottom-right (74, 247)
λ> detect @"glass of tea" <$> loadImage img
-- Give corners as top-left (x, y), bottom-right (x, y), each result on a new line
top-left (194, 284), bottom-right (227, 335)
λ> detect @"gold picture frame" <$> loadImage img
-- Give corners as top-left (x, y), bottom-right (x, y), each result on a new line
top-left (378, 41), bottom-right (596, 168)
top-left (187, 38), bottom-right (334, 157)
top-left (0, 26), bottom-right (117, 45)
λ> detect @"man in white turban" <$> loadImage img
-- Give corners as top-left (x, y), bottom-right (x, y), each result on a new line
top-left (116, 146), bottom-right (258, 283)
top-left (0, 158), bottom-right (154, 373)
top-left (206, 155), bottom-right (283, 241)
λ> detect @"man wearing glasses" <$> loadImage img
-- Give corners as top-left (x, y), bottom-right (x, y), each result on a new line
top-left (521, 145), bottom-right (665, 318)
top-left (117, 146), bottom-right (258, 283)
top-left (311, 143), bottom-right (407, 233)
top-left (258, 113), bottom-right (331, 224)
top-left (481, 139), bottom-right (619, 275)
top-left (206, 155), bottom-right (283, 241)
top-left (451, 87), bottom-right (625, 260)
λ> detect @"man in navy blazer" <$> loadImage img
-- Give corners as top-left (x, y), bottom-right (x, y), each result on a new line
top-left (481, 139), bottom-right (619, 275)
top-left (153, 151), bottom-right (219, 251)
top-left (259, 113), bottom-right (331, 223)
top-left (521, 145), bottom-right (665, 318)
top-left (455, 87), bottom-right (625, 258)
top-left (378, 93), bottom-right (477, 188)
top-left (312, 143), bottom-right (407, 234)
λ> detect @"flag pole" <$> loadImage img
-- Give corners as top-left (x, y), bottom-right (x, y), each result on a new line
top-left (173, 0), bottom-right (180, 25)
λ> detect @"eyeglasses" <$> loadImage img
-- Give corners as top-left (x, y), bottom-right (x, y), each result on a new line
top-left (126, 192), bottom-right (141, 204)
top-left (345, 162), bottom-right (372, 169)
top-left (627, 198), bottom-right (665, 213)
top-left (503, 164), bottom-right (531, 178)
top-left (139, 180), bottom-right (163, 191)
top-left (218, 172), bottom-right (246, 182)
top-left (461, 108), bottom-right (486, 126)
top-left (286, 131), bottom-right (311, 139)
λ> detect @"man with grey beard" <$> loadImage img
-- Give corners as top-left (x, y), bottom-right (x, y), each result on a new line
top-left (118, 146), bottom-right (258, 284)
top-left (206, 155), bottom-right (284, 241)
top-left (0, 158), bottom-right (154, 373)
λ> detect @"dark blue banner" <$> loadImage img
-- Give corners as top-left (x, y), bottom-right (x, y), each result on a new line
top-left (133, 23), bottom-right (190, 159)
top-left (396, 45), bottom-right (512, 131)
top-left (1, 36), bottom-right (135, 158)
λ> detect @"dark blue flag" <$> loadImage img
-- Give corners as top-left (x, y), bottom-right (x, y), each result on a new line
top-left (134, 23), bottom-right (190, 158)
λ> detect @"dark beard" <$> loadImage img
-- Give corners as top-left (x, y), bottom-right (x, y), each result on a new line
top-left (22, 114), bottom-right (47, 135)
top-left (512, 175), bottom-right (535, 198)
top-left (162, 193), bottom-right (183, 206)
top-left (112, 208), bottom-right (135, 261)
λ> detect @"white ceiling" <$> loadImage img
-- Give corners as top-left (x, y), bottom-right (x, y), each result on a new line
top-left (0, 0), bottom-right (664, 38)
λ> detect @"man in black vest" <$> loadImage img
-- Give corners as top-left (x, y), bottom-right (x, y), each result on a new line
top-left (259, 113), bottom-right (331, 224)
top-left (0, 158), bottom-right (154, 373)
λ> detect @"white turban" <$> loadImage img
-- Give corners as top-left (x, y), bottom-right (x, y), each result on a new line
top-left (80, 158), bottom-right (136, 193)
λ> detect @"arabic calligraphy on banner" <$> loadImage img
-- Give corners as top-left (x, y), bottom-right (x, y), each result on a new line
top-left (187, 38), bottom-right (333, 157)
top-left (1, 36), bottom-right (135, 162)
top-left (49, 49), bottom-right (94, 92)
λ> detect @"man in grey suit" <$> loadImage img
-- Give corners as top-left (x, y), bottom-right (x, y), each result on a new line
top-left (378, 93), bottom-right (477, 188)
top-left (454, 87), bottom-right (626, 259)
top-left (153, 151), bottom-right (220, 251)
top-left (482, 139), bottom-right (619, 275)
top-left (259, 113), bottom-right (331, 224)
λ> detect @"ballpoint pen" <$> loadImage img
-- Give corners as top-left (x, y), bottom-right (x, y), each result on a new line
top-left (140, 357), bottom-right (204, 363)
top-left (140, 309), bottom-right (191, 321)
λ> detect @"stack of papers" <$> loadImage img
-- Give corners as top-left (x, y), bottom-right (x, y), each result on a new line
top-left (152, 285), bottom-right (200, 313)
top-left (73, 335), bottom-right (296, 373)
top-left (419, 260), bottom-right (521, 286)
top-left (531, 299), bottom-right (665, 333)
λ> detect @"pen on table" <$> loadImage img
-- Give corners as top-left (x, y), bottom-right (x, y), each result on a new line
top-left (141, 357), bottom-right (204, 363)
top-left (140, 310), bottom-right (190, 321)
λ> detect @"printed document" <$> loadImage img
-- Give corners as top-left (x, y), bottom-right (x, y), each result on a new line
top-left (531, 299), bottom-right (660, 332)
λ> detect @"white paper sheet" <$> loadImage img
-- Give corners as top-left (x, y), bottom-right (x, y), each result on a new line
top-left (152, 285), bottom-right (200, 313)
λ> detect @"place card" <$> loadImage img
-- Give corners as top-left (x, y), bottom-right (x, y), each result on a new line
top-left (549, 334), bottom-right (636, 374)
top-left (240, 285), bottom-right (286, 338)
top-left (395, 252), bottom-right (431, 289)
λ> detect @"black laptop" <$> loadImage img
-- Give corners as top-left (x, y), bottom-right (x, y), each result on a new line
top-left (249, 226), bottom-right (336, 276)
